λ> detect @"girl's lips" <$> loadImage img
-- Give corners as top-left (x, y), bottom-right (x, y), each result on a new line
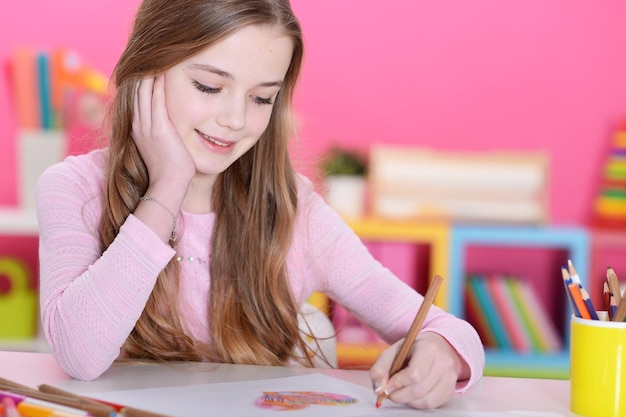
top-left (195, 129), bottom-right (233, 147)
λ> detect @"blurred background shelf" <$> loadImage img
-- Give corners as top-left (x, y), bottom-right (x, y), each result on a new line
top-left (0, 207), bottom-right (38, 235)
top-left (332, 218), bottom-right (590, 379)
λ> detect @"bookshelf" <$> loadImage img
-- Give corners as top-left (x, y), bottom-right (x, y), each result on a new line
top-left (449, 224), bottom-right (590, 379)
top-left (335, 219), bottom-right (590, 377)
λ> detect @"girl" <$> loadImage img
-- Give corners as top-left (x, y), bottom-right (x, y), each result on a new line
top-left (36, 0), bottom-right (484, 409)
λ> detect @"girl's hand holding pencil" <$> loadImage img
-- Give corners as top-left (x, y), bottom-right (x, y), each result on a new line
top-left (370, 275), bottom-right (471, 410)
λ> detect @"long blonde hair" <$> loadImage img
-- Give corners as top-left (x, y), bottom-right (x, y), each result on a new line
top-left (100, 0), bottom-right (315, 366)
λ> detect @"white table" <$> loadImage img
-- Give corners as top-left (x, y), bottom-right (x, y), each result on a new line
top-left (0, 350), bottom-right (577, 416)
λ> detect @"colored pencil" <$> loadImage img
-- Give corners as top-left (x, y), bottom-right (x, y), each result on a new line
top-left (120, 406), bottom-right (175, 417)
top-left (568, 283), bottom-right (591, 319)
top-left (614, 287), bottom-right (626, 322)
top-left (19, 397), bottom-right (90, 417)
top-left (375, 274), bottom-right (443, 408)
top-left (37, 385), bottom-right (117, 415)
top-left (38, 384), bottom-right (172, 417)
top-left (579, 287), bottom-right (599, 320)
top-left (0, 377), bottom-right (34, 392)
top-left (561, 267), bottom-right (580, 318)
top-left (0, 383), bottom-right (112, 417)
top-left (607, 267), bottom-right (622, 306)
top-left (609, 294), bottom-right (618, 321)
top-left (566, 261), bottom-right (599, 320)
top-left (603, 282), bottom-right (613, 319)
top-left (2, 397), bottom-right (20, 417)
top-left (567, 260), bottom-right (582, 286)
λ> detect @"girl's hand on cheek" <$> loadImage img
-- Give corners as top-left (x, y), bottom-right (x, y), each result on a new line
top-left (132, 75), bottom-right (195, 188)
top-left (370, 332), bottom-right (466, 409)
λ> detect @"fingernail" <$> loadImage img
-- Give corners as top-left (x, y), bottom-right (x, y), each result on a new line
top-left (372, 380), bottom-right (384, 394)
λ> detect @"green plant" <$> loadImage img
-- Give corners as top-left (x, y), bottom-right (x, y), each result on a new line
top-left (320, 147), bottom-right (367, 177)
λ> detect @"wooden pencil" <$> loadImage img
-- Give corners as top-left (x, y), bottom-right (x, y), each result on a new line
top-left (561, 267), bottom-right (580, 317)
top-left (0, 383), bottom-right (112, 417)
top-left (607, 267), bottom-right (622, 306)
top-left (39, 384), bottom-right (174, 417)
top-left (120, 406), bottom-right (175, 417)
top-left (613, 287), bottom-right (626, 322)
top-left (568, 283), bottom-right (591, 320)
top-left (0, 377), bottom-right (34, 392)
top-left (566, 260), bottom-right (598, 319)
top-left (609, 290), bottom-right (618, 321)
top-left (375, 274), bottom-right (443, 408)
top-left (603, 282), bottom-right (612, 318)
top-left (38, 384), bottom-right (117, 415)
top-left (567, 260), bottom-right (582, 286)
top-left (579, 287), bottom-right (599, 320)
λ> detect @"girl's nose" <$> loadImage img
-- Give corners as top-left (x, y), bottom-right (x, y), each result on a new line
top-left (216, 94), bottom-right (246, 131)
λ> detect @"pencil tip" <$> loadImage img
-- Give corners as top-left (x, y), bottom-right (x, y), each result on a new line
top-left (376, 402), bottom-right (381, 408)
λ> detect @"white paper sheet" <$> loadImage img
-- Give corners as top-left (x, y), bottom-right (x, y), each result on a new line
top-left (88, 373), bottom-right (566, 417)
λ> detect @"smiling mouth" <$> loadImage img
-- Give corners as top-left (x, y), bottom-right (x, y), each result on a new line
top-left (196, 129), bottom-right (231, 147)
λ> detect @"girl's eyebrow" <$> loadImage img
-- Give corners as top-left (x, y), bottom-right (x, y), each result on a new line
top-left (188, 63), bottom-right (284, 88)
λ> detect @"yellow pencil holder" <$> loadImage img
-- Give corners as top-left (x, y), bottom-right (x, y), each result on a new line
top-left (570, 314), bottom-right (626, 417)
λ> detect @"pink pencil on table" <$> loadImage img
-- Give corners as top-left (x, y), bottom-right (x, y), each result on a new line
top-left (2, 397), bottom-right (21, 417)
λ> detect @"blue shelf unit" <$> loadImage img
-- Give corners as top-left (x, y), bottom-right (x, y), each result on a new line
top-left (447, 224), bottom-right (590, 379)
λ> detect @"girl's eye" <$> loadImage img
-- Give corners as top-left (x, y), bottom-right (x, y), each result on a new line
top-left (253, 96), bottom-right (274, 105)
top-left (193, 80), bottom-right (276, 105)
top-left (193, 80), bottom-right (220, 94)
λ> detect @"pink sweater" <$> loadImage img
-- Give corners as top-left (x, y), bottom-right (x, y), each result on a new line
top-left (36, 148), bottom-right (484, 385)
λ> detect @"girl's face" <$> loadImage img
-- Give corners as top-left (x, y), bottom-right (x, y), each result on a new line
top-left (164, 25), bottom-right (294, 180)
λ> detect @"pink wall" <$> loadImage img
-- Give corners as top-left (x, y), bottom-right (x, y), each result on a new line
top-left (2, 1), bottom-right (626, 225)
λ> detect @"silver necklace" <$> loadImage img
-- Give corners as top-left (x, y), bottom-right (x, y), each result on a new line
top-left (175, 254), bottom-right (208, 265)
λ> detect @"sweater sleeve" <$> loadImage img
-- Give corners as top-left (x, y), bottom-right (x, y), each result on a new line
top-left (36, 154), bottom-right (175, 380)
top-left (298, 185), bottom-right (485, 391)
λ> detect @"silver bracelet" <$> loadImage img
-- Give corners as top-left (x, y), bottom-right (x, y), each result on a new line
top-left (139, 195), bottom-right (178, 243)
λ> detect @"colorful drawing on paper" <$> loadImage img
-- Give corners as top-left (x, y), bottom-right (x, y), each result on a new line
top-left (253, 391), bottom-right (358, 411)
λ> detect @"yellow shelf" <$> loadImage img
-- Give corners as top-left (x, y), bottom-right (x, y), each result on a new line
top-left (344, 217), bottom-right (451, 308)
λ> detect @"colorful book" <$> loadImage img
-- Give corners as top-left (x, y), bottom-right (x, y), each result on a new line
top-left (468, 275), bottom-right (511, 349)
top-left (464, 278), bottom-right (497, 348)
top-left (505, 277), bottom-right (544, 351)
top-left (486, 275), bottom-right (531, 352)
top-left (498, 275), bottom-right (535, 350)
top-left (517, 279), bottom-right (562, 351)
